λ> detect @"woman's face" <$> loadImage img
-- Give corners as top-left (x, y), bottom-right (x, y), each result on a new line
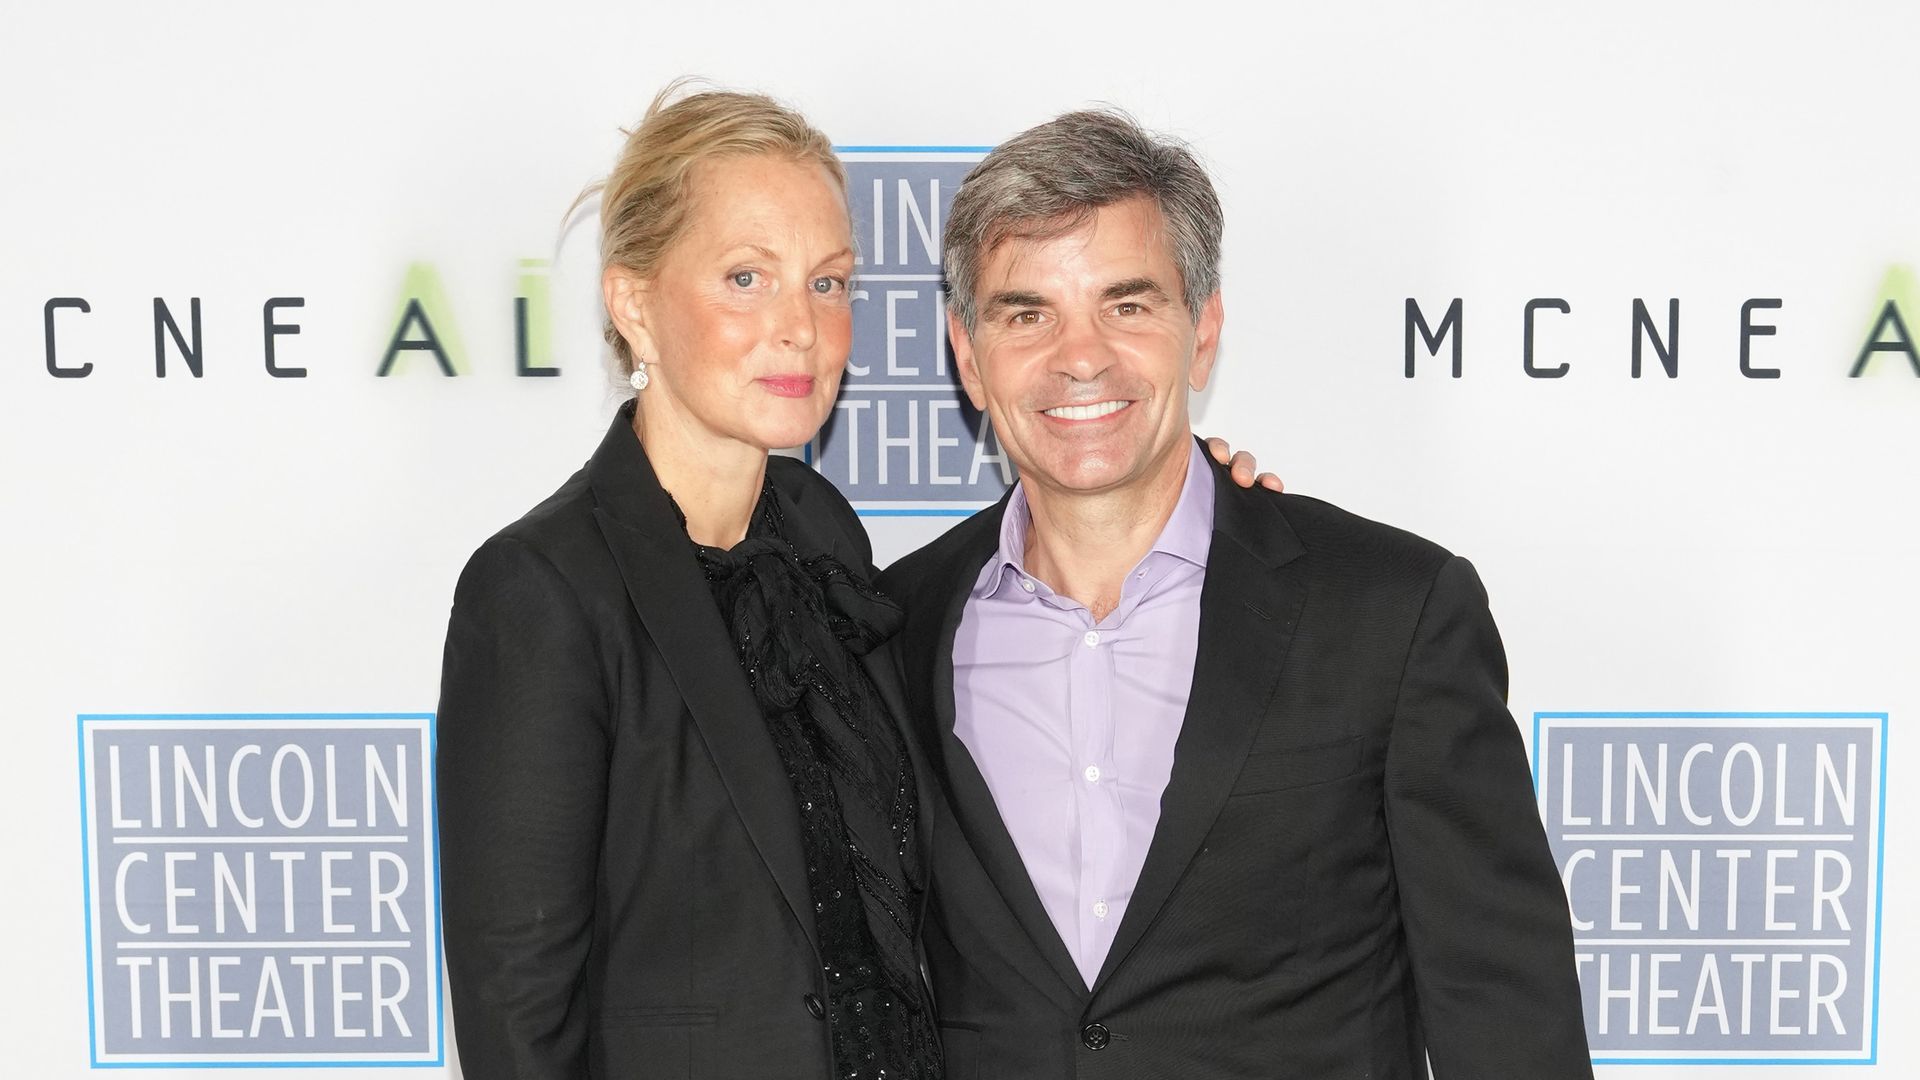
top-left (620, 154), bottom-right (855, 454)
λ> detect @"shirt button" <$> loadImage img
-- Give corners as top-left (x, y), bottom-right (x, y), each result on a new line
top-left (1084, 765), bottom-right (1101, 783)
top-left (1020, 578), bottom-right (1035, 593)
top-left (1093, 900), bottom-right (1109, 919)
top-left (1083, 630), bottom-right (1101, 648)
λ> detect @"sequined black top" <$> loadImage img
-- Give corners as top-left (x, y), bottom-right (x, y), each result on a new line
top-left (687, 483), bottom-right (942, 1080)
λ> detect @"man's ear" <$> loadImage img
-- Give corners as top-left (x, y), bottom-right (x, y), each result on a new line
top-left (949, 307), bottom-right (989, 411)
top-left (603, 265), bottom-right (656, 364)
top-left (1188, 291), bottom-right (1224, 392)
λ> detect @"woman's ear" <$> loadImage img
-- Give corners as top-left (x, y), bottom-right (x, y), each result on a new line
top-left (603, 264), bottom-right (656, 364)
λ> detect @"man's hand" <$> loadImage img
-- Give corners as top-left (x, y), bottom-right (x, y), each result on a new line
top-left (1205, 436), bottom-right (1285, 492)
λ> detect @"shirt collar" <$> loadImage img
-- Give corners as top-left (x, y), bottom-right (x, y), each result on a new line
top-left (974, 439), bottom-right (1216, 600)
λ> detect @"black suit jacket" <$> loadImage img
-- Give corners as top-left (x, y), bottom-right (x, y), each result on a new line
top-left (878, 450), bottom-right (1592, 1080)
top-left (436, 403), bottom-right (933, 1079)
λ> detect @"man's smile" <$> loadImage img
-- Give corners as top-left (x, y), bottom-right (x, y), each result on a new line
top-left (1040, 399), bottom-right (1133, 421)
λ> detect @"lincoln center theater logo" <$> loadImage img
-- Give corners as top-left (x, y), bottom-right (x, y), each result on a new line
top-left (1535, 712), bottom-right (1887, 1065)
top-left (813, 148), bottom-right (1015, 516)
top-left (79, 713), bottom-right (440, 1067)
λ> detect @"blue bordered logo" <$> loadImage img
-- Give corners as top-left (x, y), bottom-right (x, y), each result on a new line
top-left (78, 713), bottom-right (442, 1068)
top-left (1534, 712), bottom-right (1887, 1065)
top-left (809, 147), bottom-right (1015, 518)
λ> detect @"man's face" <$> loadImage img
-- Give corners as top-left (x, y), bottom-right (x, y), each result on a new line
top-left (951, 196), bottom-right (1223, 500)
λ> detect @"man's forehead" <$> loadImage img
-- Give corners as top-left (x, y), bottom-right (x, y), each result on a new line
top-left (978, 197), bottom-right (1171, 285)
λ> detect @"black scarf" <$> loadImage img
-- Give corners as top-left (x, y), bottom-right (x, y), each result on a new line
top-left (685, 483), bottom-right (941, 1080)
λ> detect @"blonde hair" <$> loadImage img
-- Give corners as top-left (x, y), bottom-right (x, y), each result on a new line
top-left (579, 80), bottom-right (845, 373)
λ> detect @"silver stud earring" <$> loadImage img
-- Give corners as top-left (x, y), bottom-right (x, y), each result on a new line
top-left (628, 356), bottom-right (649, 391)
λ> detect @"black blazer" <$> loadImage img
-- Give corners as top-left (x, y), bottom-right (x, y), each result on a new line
top-left (436, 403), bottom-right (933, 1080)
top-left (878, 450), bottom-right (1592, 1080)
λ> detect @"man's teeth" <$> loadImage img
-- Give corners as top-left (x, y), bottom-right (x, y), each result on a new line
top-left (1043, 400), bottom-right (1128, 420)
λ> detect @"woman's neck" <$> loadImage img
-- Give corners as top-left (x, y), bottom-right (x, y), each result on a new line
top-left (632, 404), bottom-right (768, 548)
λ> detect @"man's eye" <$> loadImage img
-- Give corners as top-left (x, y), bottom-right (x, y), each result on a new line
top-left (1011, 311), bottom-right (1041, 326)
top-left (1115, 302), bottom-right (1142, 316)
top-left (730, 271), bottom-right (758, 288)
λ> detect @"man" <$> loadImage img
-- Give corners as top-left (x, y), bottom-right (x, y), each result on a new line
top-left (879, 111), bottom-right (1592, 1078)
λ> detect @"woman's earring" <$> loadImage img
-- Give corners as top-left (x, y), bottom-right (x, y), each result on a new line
top-left (628, 355), bottom-right (649, 391)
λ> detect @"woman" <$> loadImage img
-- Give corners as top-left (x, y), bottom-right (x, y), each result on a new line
top-left (437, 84), bottom-right (934, 1079)
top-left (436, 84), bottom-right (1272, 1080)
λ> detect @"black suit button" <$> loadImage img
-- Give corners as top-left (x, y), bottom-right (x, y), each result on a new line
top-left (804, 993), bottom-right (825, 1019)
top-left (1081, 1022), bottom-right (1111, 1050)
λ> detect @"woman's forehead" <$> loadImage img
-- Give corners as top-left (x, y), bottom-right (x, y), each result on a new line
top-left (678, 156), bottom-right (852, 253)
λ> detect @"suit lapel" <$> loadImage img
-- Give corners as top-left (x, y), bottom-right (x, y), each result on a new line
top-left (1089, 462), bottom-right (1309, 995)
top-left (586, 406), bottom-right (817, 953)
top-left (914, 500), bottom-right (1091, 1005)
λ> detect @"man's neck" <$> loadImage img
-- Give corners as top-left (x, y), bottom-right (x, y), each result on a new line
top-left (1021, 438), bottom-right (1194, 622)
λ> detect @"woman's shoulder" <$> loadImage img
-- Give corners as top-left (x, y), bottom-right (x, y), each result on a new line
top-left (459, 466), bottom-right (612, 588)
top-left (765, 455), bottom-right (873, 572)
top-left (494, 465), bottom-right (598, 541)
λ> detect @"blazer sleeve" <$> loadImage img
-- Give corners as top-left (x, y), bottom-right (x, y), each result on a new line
top-left (436, 535), bottom-right (611, 1080)
top-left (1384, 556), bottom-right (1594, 1079)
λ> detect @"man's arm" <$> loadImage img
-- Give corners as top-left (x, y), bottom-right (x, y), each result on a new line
top-left (1384, 555), bottom-right (1594, 1079)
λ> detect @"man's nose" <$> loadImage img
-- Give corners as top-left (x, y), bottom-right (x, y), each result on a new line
top-left (1048, 310), bottom-right (1118, 383)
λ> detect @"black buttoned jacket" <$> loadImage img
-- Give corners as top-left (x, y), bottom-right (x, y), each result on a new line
top-left (435, 403), bottom-right (934, 1079)
top-left (877, 449), bottom-right (1593, 1080)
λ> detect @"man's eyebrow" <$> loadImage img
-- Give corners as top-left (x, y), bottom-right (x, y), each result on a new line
top-left (982, 289), bottom-right (1051, 315)
top-left (1101, 277), bottom-right (1171, 302)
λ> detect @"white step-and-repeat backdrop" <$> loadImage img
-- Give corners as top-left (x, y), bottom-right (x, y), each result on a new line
top-left (3, 2), bottom-right (1912, 1076)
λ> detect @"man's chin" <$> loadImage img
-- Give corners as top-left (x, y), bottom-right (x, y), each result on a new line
top-left (1023, 454), bottom-right (1142, 495)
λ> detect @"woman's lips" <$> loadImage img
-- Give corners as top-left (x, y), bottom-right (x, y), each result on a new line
top-left (758, 375), bottom-right (816, 398)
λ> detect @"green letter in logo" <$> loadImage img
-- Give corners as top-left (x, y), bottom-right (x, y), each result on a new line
top-left (516, 258), bottom-right (559, 377)
top-left (1851, 265), bottom-right (1920, 377)
top-left (378, 262), bottom-right (465, 377)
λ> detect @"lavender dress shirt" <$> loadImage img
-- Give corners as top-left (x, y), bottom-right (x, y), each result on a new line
top-left (951, 442), bottom-right (1215, 988)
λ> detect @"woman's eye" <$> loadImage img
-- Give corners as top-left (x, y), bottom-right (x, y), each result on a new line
top-left (730, 271), bottom-right (758, 288)
top-left (811, 276), bottom-right (845, 295)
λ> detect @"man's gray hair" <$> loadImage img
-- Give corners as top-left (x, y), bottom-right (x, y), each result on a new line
top-left (942, 109), bottom-right (1223, 333)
